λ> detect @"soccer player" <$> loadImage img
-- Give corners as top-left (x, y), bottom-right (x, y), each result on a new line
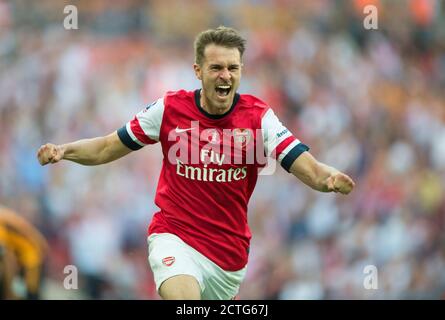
top-left (0, 205), bottom-right (49, 299)
top-left (37, 26), bottom-right (355, 300)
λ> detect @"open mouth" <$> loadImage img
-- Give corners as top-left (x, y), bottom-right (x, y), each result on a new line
top-left (215, 84), bottom-right (231, 97)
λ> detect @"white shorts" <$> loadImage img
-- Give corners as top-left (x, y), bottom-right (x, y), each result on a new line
top-left (147, 233), bottom-right (247, 300)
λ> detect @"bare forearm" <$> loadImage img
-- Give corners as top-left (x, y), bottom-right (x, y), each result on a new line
top-left (38, 132), bottom-right (132, 166)
top-left (290, 151), bottom-right (354, 194)
top-left (62, 137), bottom-right (111, 165)
top-left (290, 159), bottom-right (339, 192)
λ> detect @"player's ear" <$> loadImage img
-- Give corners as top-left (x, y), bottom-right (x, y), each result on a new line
top-left (193, 63), bottom-right (202, 80)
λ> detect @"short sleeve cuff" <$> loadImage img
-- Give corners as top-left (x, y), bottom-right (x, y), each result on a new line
top-left (281, 143), bottom-right (310, 172)
top-left (117, 126), bottom-right (143, 151)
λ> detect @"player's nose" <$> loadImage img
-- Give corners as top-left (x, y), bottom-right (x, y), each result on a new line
top-left (219, 68), bottom-right (231, 81)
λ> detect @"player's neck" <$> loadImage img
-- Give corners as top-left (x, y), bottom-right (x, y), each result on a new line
top-left (200, 90), bottom-right (232, 115)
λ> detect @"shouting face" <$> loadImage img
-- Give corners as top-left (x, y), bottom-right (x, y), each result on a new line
top-left (194, 44), bottom-right (242, 115)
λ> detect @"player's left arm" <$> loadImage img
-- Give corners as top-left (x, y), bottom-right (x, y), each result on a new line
top-left (289, 151), bottom-right (355, 194)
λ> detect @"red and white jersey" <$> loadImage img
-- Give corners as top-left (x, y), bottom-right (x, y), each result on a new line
top-left (118, 90), bottom-right (309, 271)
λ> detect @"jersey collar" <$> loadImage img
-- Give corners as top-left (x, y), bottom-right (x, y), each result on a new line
top-left (194, 89), bottom-right (240, 120)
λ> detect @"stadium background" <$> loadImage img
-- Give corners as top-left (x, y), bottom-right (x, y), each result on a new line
top-left (0, 0), bottom-right (444, 299)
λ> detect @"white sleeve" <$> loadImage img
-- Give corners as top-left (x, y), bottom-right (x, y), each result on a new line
top-left (261, 108), bottom-right (309, 172)
top-left (117, 97), bottom-right (165, 150)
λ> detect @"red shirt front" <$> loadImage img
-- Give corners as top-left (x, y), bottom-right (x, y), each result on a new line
top-left (118, 89), bottom-right (308, 271)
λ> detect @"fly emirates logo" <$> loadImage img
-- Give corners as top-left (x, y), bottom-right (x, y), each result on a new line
top-left (176, 149), bottom-right (247, 183)
top-left (167, 121), bottom-right (276, 182)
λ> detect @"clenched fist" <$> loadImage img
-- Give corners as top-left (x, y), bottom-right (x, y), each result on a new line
top-left (37, 143), bottom-right (65, 166)
top-left (326, 172), bottom-right (355, 194)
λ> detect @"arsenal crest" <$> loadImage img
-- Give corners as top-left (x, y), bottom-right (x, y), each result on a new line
top-left (162, 256), bottom-right (175, 266)
top-left (206, 128), bottom-right (220, 144)
top-left (233, 128), bottom-right (253, 148)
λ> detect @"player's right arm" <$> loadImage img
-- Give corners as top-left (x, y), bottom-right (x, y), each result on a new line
top-left (37, 131), bottom-right (132, 166)
top-left (37, 97), bottom-right (165, 166)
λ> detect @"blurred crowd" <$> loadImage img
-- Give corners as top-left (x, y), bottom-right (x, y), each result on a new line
top-left (0, 0), bottom-right (444, 299)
